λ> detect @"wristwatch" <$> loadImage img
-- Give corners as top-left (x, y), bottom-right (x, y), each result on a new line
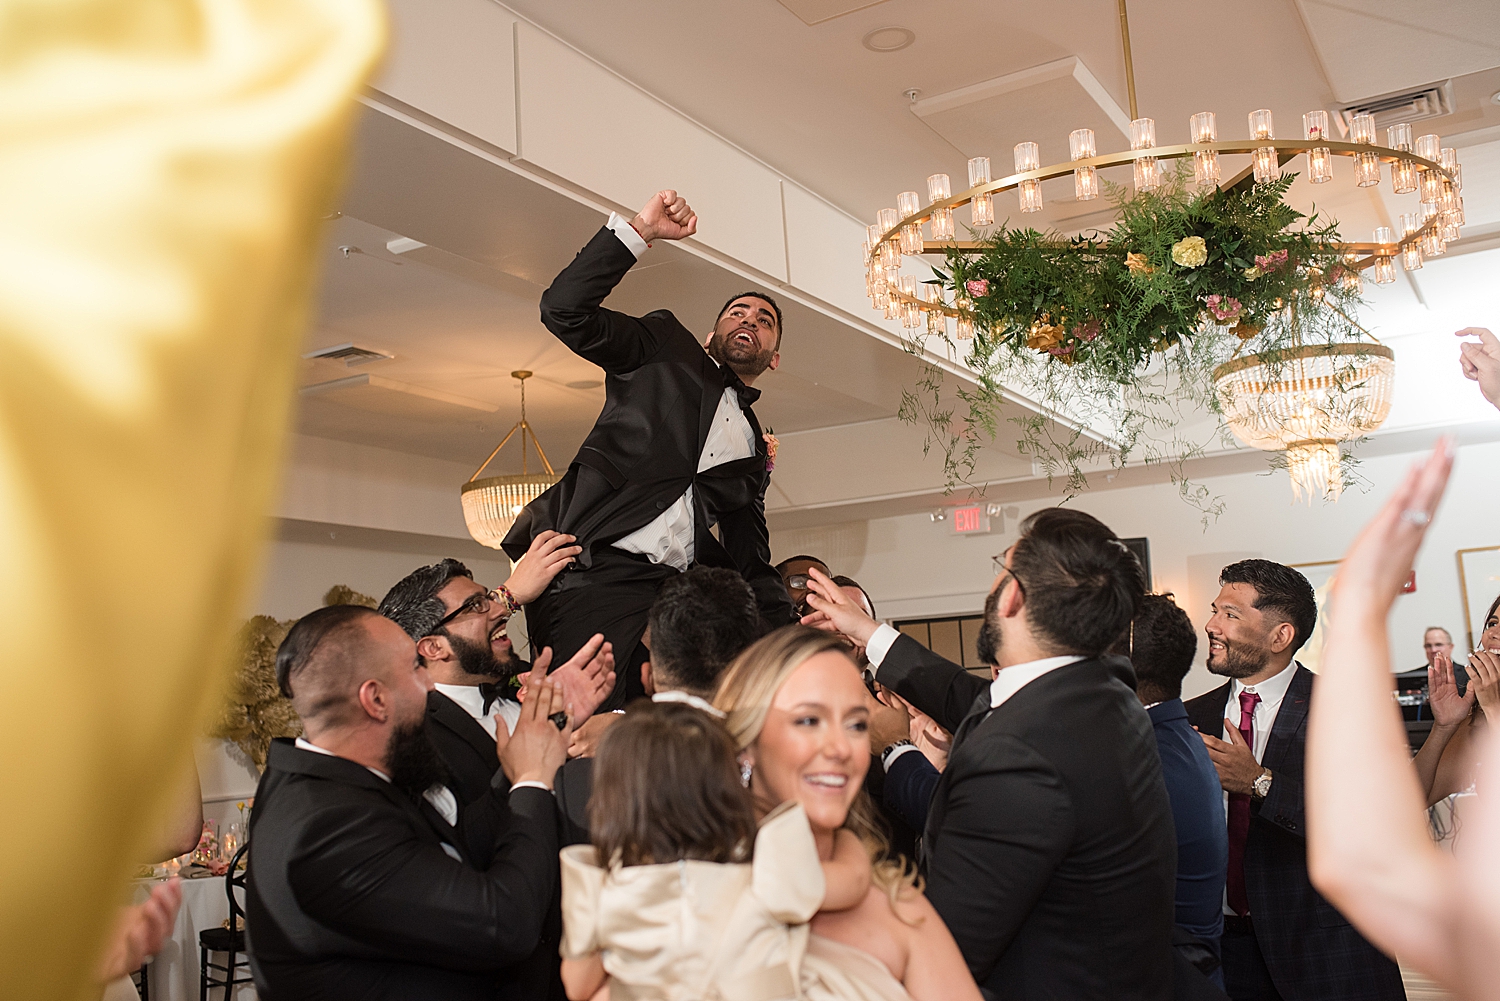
top-left (881, 739), bottom-right (915, 768)
top-left (1251, 768), bottom-right (1273, 799)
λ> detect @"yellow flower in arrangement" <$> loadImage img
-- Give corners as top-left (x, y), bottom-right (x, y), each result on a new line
top-left (763, 431), bottom-right (780, 472)
top-left (1124, 252), bottom-right (1154, 276)
top-left (1244, 265), bottom-right (1262, 281)
top-left (1026, 315), bottom-right (1066, 351)
top-left (1171, 236), bottom-right (1208, 268)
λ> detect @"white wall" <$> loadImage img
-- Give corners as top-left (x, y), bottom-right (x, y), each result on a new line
top-left (774, 439), bottom-right (1500, 702)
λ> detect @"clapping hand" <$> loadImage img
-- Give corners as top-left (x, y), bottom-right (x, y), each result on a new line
top-left (802, 567), bottom-right (880, 648)
top-left (97, 878), bottom-right (182, 983)
top-left (503, 530), bottom-right (582, 605)
top-left (1428, 650), bottom-right (1476, 727)
top-left (1469, 649), bottom-right (1500, 718)
top-left (1456, 327), bottom-right (1500, 411)
top-left (630, 189), bottom-right (697, 243)
top-left (496, 668), bottom-right (573, 787)
top-left (518, 633), bottom-right (615, 719)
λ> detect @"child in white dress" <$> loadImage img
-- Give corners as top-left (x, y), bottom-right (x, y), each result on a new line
top-left (559, 700), bottom-right (908, 1001)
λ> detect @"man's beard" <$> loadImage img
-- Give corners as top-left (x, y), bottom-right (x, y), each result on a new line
top-left (707, 328), bottom-right (776, 379)
top-left (386, 716), bottom-right (452, 801)
top-left (1206, 636), bottom-right (1274, 679)
top-left (974, 587), bottom-right (1002, 668)
top-left (447, 630), bottom-right (514, 680)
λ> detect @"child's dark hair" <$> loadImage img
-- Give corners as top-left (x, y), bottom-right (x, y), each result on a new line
top-left (589, 700), bottom-right (757, 868)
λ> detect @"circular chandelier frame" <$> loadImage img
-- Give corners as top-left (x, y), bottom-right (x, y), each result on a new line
top-left (869, 140), bottom-right (1456, 318)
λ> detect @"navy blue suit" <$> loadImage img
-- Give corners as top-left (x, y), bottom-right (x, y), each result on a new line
top-left (1148, 699), bottom-right (1228, 960)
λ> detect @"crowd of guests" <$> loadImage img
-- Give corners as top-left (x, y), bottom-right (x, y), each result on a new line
top-left (215, 326), bottom-right (1500, 1001)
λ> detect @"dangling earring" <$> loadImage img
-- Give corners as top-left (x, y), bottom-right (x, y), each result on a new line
top-left (740, 759), bottom-right (753, 788)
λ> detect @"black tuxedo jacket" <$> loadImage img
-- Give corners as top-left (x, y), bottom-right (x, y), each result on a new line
top-left (1186, 669), bottom-right (1405, 1001)
top-left (501, 225), bottom-right (792, 625)
top-left (876, 634), bottom-right (1177, 1000)
top-left (427, 689), bottom-right (505, 806)
top-left (246, 739), bottom-right (559, 1001)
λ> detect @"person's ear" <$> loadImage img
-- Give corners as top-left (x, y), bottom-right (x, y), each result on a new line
top-left (356, 679), bottom-right (389, 724)
top-left (1268, 621), bottom-right (1297, 655)
top-left (767, 350), bottom-right (780, 372)
top-left (997, 577), bottom-right (1026, 619)
top-left (416, 634), bottom-right (449, 663)
top-left (641, 659), bottom-right (655, 696)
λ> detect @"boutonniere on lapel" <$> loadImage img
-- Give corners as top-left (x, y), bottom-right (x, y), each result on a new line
top-left (763, 430), bottom-right (779, 472)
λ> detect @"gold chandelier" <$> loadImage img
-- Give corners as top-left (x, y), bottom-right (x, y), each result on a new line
top-left (857, 0), bottom-right (1465, 501)
top-left (861, 2), bottom-right (1465, 329)
top-left (461, 371), bottom-right (558, 550)
top-left (1214, 343), bottom-right (1395, 503)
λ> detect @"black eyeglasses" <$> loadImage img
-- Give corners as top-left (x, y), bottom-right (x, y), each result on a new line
top-left (990, 555), bottom-right (1025, 595)
top-left (432, 588), bottom-right (501, 632)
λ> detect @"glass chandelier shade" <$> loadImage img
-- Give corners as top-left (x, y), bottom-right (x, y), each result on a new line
top-left (461, 372), bottom-right (560, 549)
top-left (1214, 344), bottom-right (1396, 503)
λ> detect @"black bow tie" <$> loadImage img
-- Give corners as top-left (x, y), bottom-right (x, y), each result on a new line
top-left (478, 681), bottom-right (513, 715)
top-left (722, 366), bottom-right (761, 408)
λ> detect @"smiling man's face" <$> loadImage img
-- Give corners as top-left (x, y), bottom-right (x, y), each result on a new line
top-left (706, 296), bottom-right (780, 381)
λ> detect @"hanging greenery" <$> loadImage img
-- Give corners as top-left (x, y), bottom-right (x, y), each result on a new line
top-left (900, 166), bottom-right (1371, 512)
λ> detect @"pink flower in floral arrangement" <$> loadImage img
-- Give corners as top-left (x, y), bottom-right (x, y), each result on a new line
top-left (1048, 343), bottom-right (1075, 357)
top-left (1072, 319), bottom-right (1101, 342)
top-left (1254, 249), bottom-right (1289, 273)
top-left (1205, 294), bottom-right (1242, 322)
top-left (965, 279), bottom-right (989, 297)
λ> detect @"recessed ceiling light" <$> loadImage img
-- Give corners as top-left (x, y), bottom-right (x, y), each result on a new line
top-left (1491, 89), bottom-right (1500, 105)
top-left (566, 379), bottom-right (604, 390)
top-left (862, 26), bottom-right (914, 52)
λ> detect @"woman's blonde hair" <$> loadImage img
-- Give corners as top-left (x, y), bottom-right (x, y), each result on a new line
top-left (713, 625), bottom-right (922, 911)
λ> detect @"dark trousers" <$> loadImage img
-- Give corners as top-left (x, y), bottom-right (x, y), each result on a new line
top-left (1221, 919), bottom-right (1284, 1001)
top-left (525, 546), bottom-right (676, 711)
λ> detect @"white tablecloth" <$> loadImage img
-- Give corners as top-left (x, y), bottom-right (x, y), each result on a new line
top-left (132, 873), bottom-right (257, 1001)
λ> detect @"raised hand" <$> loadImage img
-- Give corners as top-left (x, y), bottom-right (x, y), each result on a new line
top-left (801, 567), bottom-right (880, 647)
top-left (630, 189), bottom-right (697, 243)
top-left (1469, 649), bottom-right (1500, 718)
top-left (97, 878), bottom-right (182, 982)
top-left (495, 668), bottom-right (573, 787)
top-left (503, 530), bottom-right (582, 605)
top-left (524, 634), bottom-right (616, 719)
top-left (1456, 327), bottom-right (1500, 411)
top-left (1202, 721), bottom-right (1264, 795)
top-left (1428, 650), bottom-right (1475, 727)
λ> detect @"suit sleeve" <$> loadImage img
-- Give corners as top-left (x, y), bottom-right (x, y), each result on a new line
top-left (922, 735), bottom-right (1075, 985)
top-left (288, 786), bottom-right (559, 971)
top-left (716, 474), bottom-right (795, 625)
top-left (883, 751), bottom-right (941, 832)
top-left (1253, 767), bottom-right (1305, 837)
top-left (875, 633), bottom-right (990, 733)
top-left (538, 226), bottom-right (663, 373)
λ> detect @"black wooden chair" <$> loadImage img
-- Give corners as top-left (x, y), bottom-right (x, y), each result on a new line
top-left (198, 843), bottom-right (252, 1000)
top-left (130, 961), bottom-right (149, 999)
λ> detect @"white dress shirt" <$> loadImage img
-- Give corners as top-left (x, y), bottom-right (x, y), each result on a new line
top-left (604, 213), bottom-right (758, 571)
top-left (433, 682), bottom-right (519, 737)
top-left (1219, 660), bottom-right (1299, 915)
top-left (866, 621), bottom-right (1082, 767)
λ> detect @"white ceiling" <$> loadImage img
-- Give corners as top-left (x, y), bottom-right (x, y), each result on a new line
top-left (297, 2), bottom-right (1500, 527)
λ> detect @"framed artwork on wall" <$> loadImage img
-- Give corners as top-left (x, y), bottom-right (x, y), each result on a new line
top-left (1457, 546), bottom-right (1500, 652)
top-left (1288, 560), bottom-right (1340, 675)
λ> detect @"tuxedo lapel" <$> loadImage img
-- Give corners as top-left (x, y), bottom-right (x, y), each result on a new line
top-left (428, 690), bottom-right (496, 763)
top-left (1262, 665), bottom-right (1312, 774)
top-left (696, 355), bottom-right (721, 458)
top-left (948, 689), bottom-right (995, 754)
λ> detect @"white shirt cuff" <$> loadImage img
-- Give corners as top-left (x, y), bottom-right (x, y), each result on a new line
top-left (510, 780), bottom-right (553, 794)
top-left (606, 211), bottom-right (649, 258)
top-left (882, 743), bottom-right (921, 769)
top-left (866, 623), bottom-right (901, 668)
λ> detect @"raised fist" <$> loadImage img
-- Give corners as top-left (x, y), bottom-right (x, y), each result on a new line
top-left (631, 189), bottom-right (697, 243)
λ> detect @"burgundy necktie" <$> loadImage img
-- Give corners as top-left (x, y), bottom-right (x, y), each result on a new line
top-left (1226, 689), bottom-right (1261, 917)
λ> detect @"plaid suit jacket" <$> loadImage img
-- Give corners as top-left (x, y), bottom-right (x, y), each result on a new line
top-left (1185, 666), bottom-right (1406, 1001)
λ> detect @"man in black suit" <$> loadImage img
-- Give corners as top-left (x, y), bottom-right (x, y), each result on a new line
top-left (377, 543), bottom-right (613, 806)
top-left (504, 189), bottom-right (794, 711)
top-left (554, 565), bottom-right (763, 843)
top-left (804, 509), bottom-right (1177, 1000)
top-left (1186, 560), bottom-right (1405, 1001)
top-left (245, 604), bottom-right (574, 1001)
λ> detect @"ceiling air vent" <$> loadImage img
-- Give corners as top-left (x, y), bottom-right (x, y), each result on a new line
top-left (302, 342), bottom-right (394, 367)
top-left (1335, 81), bottom-right (1453, 136)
